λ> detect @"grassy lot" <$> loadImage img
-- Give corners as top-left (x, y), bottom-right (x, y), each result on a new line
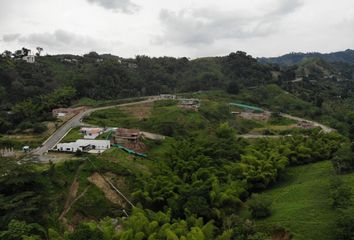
top-left (84, 107), bottom-right (140, 128)
top-left (98, 148), bottom-right (155, 176)
top-left (84, 96), bottom-right (308, 137)
top-left (84, 100), bottom-right (208, 137)
top-left (254, 161), bottom-right (338, 240)
top-left (0, 121), bottom-right (61, 149)
top-left (73, 97), bottom-right (148, 108)
top-left (61, 127), bottom-right (113, 142)
top-left (61, 127), bottom-right (84, 143)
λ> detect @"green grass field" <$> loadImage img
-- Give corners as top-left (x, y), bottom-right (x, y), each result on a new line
top-left (61, 127), bottom-right (84, 142)
top-left (254, 161), bottom-right (342, 240)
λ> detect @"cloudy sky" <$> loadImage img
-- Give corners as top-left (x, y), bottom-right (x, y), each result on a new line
top-left (0, 0), bottom-right (353, 58)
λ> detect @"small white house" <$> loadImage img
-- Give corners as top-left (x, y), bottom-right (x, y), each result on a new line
top-left (22, 146), bottom-right (31, 152)
top-left (22, 55), bottom-right (35, 63)
top-left (56, 139), bottom-right (110, 153)
top-left (80, 127), bottom-right (104, 139)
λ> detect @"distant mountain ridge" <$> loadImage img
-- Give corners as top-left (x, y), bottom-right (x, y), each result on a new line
top-left (259, 49), bottom-right (354, 66)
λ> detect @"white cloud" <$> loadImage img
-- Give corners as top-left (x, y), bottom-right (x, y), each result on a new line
top-left (2, 29), bottom-right (113, 54)
top-left (86, 0), bottom-right (140, 13)
top-left (0, 0), bottom-right (353, 58)
top-left (155, 0), bottom-right (303, 46)
top-left (2, 34), bottom-right (20, 42)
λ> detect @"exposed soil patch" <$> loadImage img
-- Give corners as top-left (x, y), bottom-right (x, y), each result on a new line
top-left (272, 229), bottom-right (292, 240)
top-left (119, 101), bottom-right (153, 119)
top-left (141, 131), bottom-right (165, 141)
top-left (88, 172), bottom-right (126, 207)
top-left (124, 142), bottom-right (148, 153)
top-left (70, 213), bottom-right (96, 226)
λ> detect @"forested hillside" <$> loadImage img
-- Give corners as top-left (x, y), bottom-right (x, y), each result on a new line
top-left (0, 51), bottom-right (273, 133)
top-left (259, 49), bottom-right (354, 66)
top-left (2, 49), bottom-right (354, 136)
top-left (2, 49), bottom-right (354, 239)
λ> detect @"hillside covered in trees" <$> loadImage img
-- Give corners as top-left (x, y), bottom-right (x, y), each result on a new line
top-left (2, 49), bottom-right (354, 136)
top-left (259, 49), bottom-right (354, 66)
top-left (2, 49), bottom-right (354, 239)
top-left (0, 50), bottom-right (274, 133)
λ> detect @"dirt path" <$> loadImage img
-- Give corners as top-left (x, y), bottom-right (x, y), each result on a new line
top-left (240, 134), bottom-right (292, 139)
top-left (239, 110), bottom-right (335, 139)
top-left (88, 172), bottom-right (126, 207)
top-left (279, 113), bottom-right (335, 133)
top-left (59, 164), bottom-right (87, 221)
top-left (141, 131), bottom-right (165, 141)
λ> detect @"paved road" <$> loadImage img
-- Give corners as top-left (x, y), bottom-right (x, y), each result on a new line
top-left (33, 97), bottom-right (157, 156)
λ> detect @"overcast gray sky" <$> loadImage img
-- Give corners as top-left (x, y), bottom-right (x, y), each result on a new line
top-left (0, 0), bottom-right (353, 58)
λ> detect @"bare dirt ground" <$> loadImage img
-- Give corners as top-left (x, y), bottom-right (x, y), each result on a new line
top-left (272, 229), bottom-right (292, 240)
top-left (119, 101), bottom-right (154, 119)
top-left (140, 131), bottom-right (165, 141)
top-left (88, 172), bottom-right (126, 207)
top-left (124, 142), bottom-right (148, 153)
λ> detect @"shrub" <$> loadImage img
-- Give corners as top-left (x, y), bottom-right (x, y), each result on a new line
top-left (335, 207), bottom-right (354, 240)
top-left (18, 121), bottom-right (34, 131)
top-left (332, 143), bottom-right (354, 174)
top-left (248, 194), bottom-right (272, 219)
top-left (33, 123), bottom-right (47, 134)
top-left (329, 177), bottom-right (352, 209)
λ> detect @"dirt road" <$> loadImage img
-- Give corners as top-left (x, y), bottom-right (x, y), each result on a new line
top-left (279, 113), bottom-right (335, 133)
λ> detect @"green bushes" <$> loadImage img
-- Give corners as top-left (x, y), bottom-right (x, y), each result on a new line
top-left (329, 177), bottom-right (354, 239)
top-left (329, 177), bottom-right (352, 209)
top-left (0, 158), bottom-right (44, 229)
top-left (332, 143), bottom-right (354, 174)
top-left (0, 219), bottom-right (46, 240)
top-left (33, 123), bottom-right (47, 134)
top-left (73, 187), bottom-right (120, 218)
top-left (335, 208), bottom-right (354, 240)
top-left (248, 194), bottom-right (272, 219)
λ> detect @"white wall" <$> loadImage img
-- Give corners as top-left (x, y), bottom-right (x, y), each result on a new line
top-left (56, 140), bottom-right (110, 152)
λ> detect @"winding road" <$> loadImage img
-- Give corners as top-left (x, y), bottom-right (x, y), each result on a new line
top-left (32, 97), bottom-right (158, 156)
top-left (279, 113), bottom-right (335, 133)
top-left (240, 113), bottom-right (335, 139)
top-left (32, 96), bottom-right (335, 158)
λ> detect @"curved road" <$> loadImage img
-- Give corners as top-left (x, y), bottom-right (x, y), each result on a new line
top-left (240, 113), bottom-right (335, 139)
top-left (33, 98), bottom-right (335, 156)
top-left (279, 113), bottom-right (335, 133)
top-left (33, 97), bottom-right (157, 156)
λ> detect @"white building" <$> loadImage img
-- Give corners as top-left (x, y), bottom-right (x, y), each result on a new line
top-left (22, 55), bottom-right (35, 63)
top-left (56, 139), bottom-right (110, 153)
top-left (80, 127), bottom-right (104, 139)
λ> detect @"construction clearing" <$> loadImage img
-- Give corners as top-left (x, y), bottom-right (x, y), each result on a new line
top-left (111, 128), bottom-right (147, 153)
top-left (230, 102), bottom-right (270, 121)
top-left (178, 98), bottom-right (201, 111)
